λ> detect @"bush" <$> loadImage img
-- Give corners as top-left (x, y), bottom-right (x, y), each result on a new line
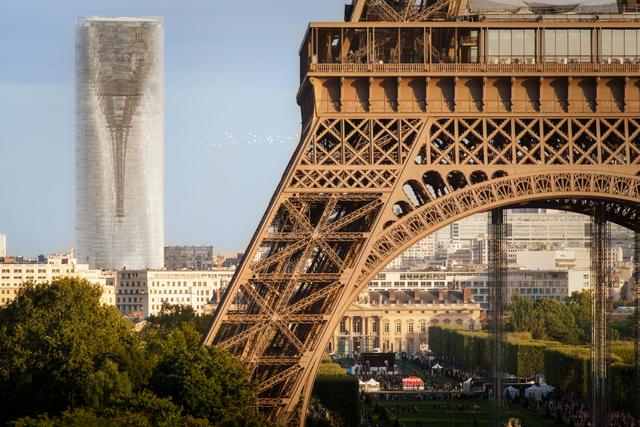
top-left (311, 373), bottom-right (360, 427)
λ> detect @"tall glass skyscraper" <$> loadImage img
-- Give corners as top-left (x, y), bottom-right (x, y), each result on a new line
top-left (76, 17), bottom-right (164, 270)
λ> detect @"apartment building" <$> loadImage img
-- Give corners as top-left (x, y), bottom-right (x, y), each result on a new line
top-left (0, 254), bottom-right (115, 306)
top-left (116, 269), bottom-right (235, 317)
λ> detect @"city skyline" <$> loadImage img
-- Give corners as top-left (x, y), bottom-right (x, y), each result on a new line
top-left (0, 0), bottom-right (345, 257)
top-left (1, 1), bottom-right (639, 425)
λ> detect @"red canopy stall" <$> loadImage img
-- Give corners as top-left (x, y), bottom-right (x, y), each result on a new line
top-left (402, 375), bottom-right (425, 391)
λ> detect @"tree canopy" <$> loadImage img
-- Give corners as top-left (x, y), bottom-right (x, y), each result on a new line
top-left (507, 292), bottom-right (585, 344)
top-left (0, 278), bottom-right (271, 426)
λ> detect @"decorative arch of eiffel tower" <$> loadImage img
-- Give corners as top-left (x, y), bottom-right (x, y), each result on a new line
top-left (205, 0), bottom-right (640, 425)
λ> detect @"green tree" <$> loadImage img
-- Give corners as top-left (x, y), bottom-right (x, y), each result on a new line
top-left (508, 294), bottom-right (535, 332)
top-left (0, 279), bottom-right (146, 423)
top-left (146, 302), bottom-right (213, 338)
top-left (611, 318), bottom-right (635, 340)
top-left (507, 294), bottom-right (544, 338)
top-left (149, 346), bottom-right (269, 426)
top-left (534, 298), bottom-right (580, 343)
top-left (566, 291), bottom-right (591, 344)
top-left (507, 295), bottom-right (580, 344)
top-left (139, 303), bottom-right (209, 369)
top-left (82, 359), bottom-right (133, 409)
top-left (12, 391), bottom-right (212, 427)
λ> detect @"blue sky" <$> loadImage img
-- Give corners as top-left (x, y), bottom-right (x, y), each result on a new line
top-left (0, 0), bottom-right (346, 257)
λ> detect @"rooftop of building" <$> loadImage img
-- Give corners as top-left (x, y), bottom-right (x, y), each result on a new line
top-left (356, 288), bottom-right (476, 304)
top-left (164, 245), bottom-right (214, 249)
top-left (374, 267), bottom-right (572, 275)
top-left (118, 268), bottom-right (235, 274)
top-left (81, 16), bottom-right (163, 23)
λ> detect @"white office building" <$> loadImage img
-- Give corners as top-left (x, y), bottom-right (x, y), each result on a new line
top-left (368, 269), bottom-right (586, 309)
top-left (388, 209), bottom-right (596, 267)
top-left (116, 269), bottom-right (235, 317)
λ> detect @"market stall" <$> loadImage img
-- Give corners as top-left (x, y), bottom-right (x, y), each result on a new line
top-left (402, 375), bottom-right (425, 391)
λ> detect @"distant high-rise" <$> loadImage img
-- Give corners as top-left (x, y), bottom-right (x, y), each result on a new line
top-left (0, 234), bottom-right (6, 258)
top-left (76, 17), bottom-right (164, 270)
top-left (164, 246), bottom-right (214, 270)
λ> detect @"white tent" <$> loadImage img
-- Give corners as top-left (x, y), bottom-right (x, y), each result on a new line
top-left (525, 384), bottom-right (543, 402)
top-left (432, 363), bottom-right (444, 370)
top-left (364, 378), bottom-right (380, 392)
top-left (358, 379), bottom-right (367, 392)
top-left (462, 378), bottom-right (473, 393)
top-left (504, 386), bottom-right (519, 400)
top-left (541, 383), bottom-right (555, 396)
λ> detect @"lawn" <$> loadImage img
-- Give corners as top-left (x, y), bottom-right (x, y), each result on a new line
top-left (364, 399), bottom-right (561, 427)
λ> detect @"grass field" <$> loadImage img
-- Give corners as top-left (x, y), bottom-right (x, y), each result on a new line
top-left (364, 399), bottom-right (560, 427)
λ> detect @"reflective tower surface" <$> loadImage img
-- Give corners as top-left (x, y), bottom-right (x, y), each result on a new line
top-left (76, 17), bottom-right (164, 270)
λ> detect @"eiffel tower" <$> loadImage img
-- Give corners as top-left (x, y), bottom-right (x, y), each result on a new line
top-left (204, 1), bottom-right (640, 425)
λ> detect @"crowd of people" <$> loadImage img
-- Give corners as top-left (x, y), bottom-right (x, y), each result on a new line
top-left (539, 393), bottom-right (637, 427)
top-left (347, 353), bottom-right (638, 427)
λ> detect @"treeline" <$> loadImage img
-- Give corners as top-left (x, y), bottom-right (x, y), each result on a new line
top-left (508, 292), bottom-right (635, 344)
top-left (429, 326), bottom-right (634, 411)
top-left (0, 279), bottom-right (272, 426)
top-left (307, 358), bottom-right (360, 427)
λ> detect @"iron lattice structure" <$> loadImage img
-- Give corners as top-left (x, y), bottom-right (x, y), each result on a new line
top-left (591, 205), bottom-right (612, 426)
top-left (489, 209), bottom-right (507, 426)
top-left (636, 232), bottom-right (640, 425)
top-left (204, 1), bottom-right (640, 424)
top-left (633, 232), bottom-right (640, 425)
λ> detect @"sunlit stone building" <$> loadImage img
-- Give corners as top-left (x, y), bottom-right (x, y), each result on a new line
top-left (76, 17), bottom-right (164, 270)
top-left (329, 288), bottom-right (482, 356)
top-left (115, 269), bottom-right (235, 317)
top-left (0, 253), bottom-right (115, 306)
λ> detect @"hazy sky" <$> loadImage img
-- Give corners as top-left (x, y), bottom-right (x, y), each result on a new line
top-left (0, 0), bottom-right (346, 257)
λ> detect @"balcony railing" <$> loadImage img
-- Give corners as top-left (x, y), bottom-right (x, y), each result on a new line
top-left (315, 99), bottom-right (638, 114)
top-left (309, 62), bottom-right (640, 73)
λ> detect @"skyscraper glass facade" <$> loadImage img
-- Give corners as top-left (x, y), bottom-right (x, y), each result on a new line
top-left (76, 17), bottom-right (164, 270)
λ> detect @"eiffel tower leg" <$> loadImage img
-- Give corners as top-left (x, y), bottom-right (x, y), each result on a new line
top-left (591, 203), bottom-right (611, 426)
top-left (635, 231), bottom-right (640, 425)
top-left (489, 209), bottom-right (507, 427)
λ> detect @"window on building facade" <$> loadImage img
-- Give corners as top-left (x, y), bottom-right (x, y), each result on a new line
top-left (544, 29), bottom-right (591, 63)
top-left (420, 321), bottom-right (426, 332)
top-left (487, 29), bottom-right (536, 64)
top-left (384, 322), bottom-right (390, 333)
top-left (601, 29), bottom-right (640, 63)
top-left (372, 322), bottom-right (377, 333)
top-left (395, 322), bottom-right (401, 333)
top-left (340, 319), bottom-right (346, 333)
top-left (353, 319), bottom-right (361, 333)
top-left (408, 322), bottom-right (414, 333)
